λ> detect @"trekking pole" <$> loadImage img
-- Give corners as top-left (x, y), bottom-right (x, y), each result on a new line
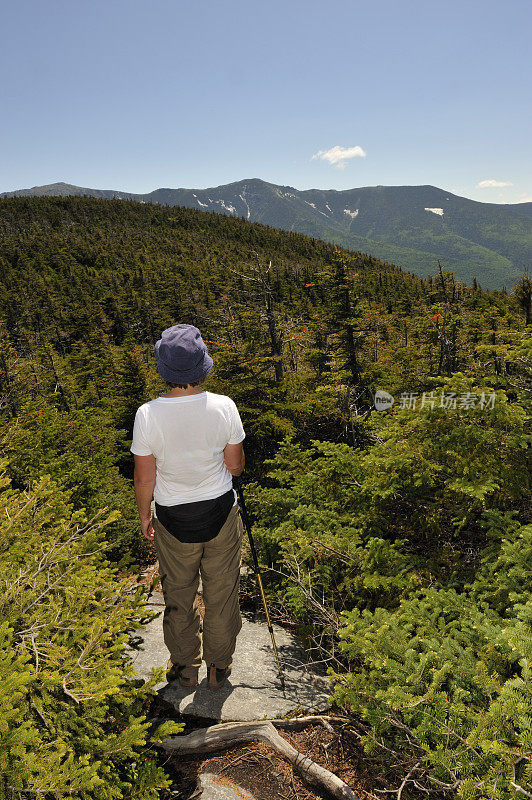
top-left (233, 475), bottom-right (286, 693)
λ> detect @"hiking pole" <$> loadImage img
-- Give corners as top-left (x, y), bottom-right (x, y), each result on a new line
top-left (233, 475), bottom-right (286, 694)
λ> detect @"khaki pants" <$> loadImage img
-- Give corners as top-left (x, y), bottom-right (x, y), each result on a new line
top-left (153, 502), bottom-right (244, 672)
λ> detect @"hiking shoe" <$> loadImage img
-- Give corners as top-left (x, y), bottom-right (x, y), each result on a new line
top-left (166, 660), bottom-right (199, 690)
top-left (208, 662), bottom-right (232, 691)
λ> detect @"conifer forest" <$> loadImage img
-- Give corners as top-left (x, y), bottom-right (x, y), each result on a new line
top-left (0, 195), bottom-right (530, 799)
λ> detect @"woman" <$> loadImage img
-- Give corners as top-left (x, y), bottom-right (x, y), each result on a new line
top-left (130, 324), bottom-right (246, 692)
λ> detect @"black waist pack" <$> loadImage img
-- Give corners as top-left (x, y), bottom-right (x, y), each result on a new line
top-left (155, 488), bottom-right (235, 543)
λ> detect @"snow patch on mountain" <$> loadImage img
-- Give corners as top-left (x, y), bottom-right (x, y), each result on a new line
top-left (344, 208), bottom-right (359, 218)
top-left (239, 193), bottom-right (251, 219)
top-left (304, 200), bottom-right (329, 217)
top-left (425, 207), bottom-right (444, 216)
top-left (215, 199), bottom-right (236, 213)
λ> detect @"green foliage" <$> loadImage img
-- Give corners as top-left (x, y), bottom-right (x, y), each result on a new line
top-left (0, 460), bottom-right (183, 799)
top-left (5, 180), bottom-right (529, 289)
top-left (1, 397), bottom-right (141, 567)
top-left (330, 537), bottom-right (531, 799)
top-left (247, 377), bottom-right (530, 601)
top-left (0, 195), bottom-right (530, 797)
top-left (245, 381), bottom-right (530, 797)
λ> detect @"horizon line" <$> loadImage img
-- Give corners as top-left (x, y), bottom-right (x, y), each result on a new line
top-left (1, 177), bottom-right (530, 206)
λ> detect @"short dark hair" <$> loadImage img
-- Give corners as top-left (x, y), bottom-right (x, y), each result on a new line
top-left (164, 377), bottom-right (205, 390)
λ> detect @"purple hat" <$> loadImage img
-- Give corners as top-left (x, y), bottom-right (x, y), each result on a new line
top-left (155, 324), bottom-right (213, 384)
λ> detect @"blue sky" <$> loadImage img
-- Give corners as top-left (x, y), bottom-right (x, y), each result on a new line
top-left (1, 0), bottom-right (530, 203)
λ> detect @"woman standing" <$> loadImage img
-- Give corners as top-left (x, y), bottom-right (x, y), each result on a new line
top-left (130, 324), bottom-right (246, 692)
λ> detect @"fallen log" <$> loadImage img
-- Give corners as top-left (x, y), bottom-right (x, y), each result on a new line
top-left (158, 719), bottom-right (361, 800)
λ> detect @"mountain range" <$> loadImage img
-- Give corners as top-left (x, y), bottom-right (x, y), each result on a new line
top-left (3, 178), bottom-right (531, 290)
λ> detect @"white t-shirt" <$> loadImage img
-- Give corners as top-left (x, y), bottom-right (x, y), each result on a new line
top-left (130, 391), bottom-right (245, 507)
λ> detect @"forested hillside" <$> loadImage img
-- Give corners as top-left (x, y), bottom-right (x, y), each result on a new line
top-left (4, 179), bottom-right (531, 290)
top-left (0, 195), bottom-right (531, 799)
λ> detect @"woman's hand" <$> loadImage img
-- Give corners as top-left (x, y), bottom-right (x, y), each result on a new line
top-left (141, 516), bottom-right (155, 541)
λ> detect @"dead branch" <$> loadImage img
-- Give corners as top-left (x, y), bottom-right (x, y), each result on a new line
top-left (268, 715), bottom-right (351, 731)
top-left (266, 564), bottom-right (340, 630)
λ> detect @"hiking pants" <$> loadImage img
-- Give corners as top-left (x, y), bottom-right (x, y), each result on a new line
top-left (152, 502), bottom-right (244, 670)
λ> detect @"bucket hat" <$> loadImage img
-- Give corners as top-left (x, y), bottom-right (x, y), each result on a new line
top-left (154, 324), bottom-right (213, 384)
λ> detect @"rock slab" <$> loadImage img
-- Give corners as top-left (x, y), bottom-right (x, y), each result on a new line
top-left (126, 597), bottom-right (332, 722)
top-left (198, 772), bottom-right (256, 800)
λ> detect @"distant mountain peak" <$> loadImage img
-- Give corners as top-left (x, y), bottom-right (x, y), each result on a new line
top-left (1, 178), bottom-right (529, 290)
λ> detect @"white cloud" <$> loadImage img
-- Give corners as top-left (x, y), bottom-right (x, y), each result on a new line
top-left (476, 179), bottom-right (514, 188)
top-left (311, 145), bottom-right (366, 169)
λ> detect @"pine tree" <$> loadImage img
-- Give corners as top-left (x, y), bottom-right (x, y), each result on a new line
top-left (0, 459), bottom-right (183, 799)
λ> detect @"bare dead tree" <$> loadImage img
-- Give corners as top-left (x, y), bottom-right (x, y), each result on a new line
top-left (512, 271), bottom-right (531, 325)
top-left (229, 254), bottom-right (284, 384)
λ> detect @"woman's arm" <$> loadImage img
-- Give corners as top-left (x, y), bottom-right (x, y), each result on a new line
top-left (133, 454), bottom-right (157, 540)
top-left (223, 442), bottom-right (245, 476)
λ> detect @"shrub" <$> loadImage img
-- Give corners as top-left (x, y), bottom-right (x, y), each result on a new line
top-left (0, 458), bottom-right (182, 799)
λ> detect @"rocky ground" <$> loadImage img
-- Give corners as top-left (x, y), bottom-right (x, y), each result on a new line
top-left (125, 563), bottom-right (383, 800)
